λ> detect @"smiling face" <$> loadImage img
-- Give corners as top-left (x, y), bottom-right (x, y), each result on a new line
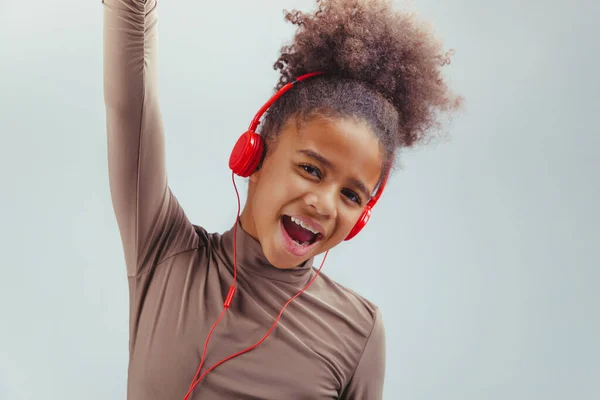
top-left (239, 113), bottom-right (385, 269)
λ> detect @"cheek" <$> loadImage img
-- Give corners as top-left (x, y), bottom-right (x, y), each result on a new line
top-left (324, 208), bottom-right (362, 246)
top-left (342, 211), bottom-right (360, 235)
top-left (262, 162), bottom-right (307, 201)
top-left (252, 165), bottom-right (296, 216)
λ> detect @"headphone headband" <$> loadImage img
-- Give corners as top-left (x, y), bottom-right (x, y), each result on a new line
top-left (249, 72), bottom-right (326, 132)
top-left (368, 163), bottom-right (391, 207)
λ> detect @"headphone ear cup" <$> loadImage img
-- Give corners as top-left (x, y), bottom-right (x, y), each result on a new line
top-left (345, 206), bottom-right (372, 241)
top-left (229, 131), bottom-right (265, 177)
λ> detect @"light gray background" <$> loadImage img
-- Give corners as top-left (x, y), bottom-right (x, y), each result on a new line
top-left (0, 0), bottom-right (598, 399)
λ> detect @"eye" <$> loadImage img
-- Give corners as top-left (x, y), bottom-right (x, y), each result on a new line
top-left (341, 188), bottom-right (361, 205)
top-left (300, 164), bottom-right (322, 179)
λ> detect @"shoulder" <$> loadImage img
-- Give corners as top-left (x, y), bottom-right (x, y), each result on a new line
top-left (311, 269), bottom-right (383, 337)
top-left (309, 270), bottom-right (386, 392)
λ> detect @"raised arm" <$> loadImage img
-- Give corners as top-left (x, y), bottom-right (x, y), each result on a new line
top-left (102, 0), bottom-right (182, 276)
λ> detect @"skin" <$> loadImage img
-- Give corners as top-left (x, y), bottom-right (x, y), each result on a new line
top-left (239, 113), bottom-right (384, 269)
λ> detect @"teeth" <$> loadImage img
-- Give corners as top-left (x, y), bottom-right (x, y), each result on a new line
top-left (290, 216), bottom-right (319, 235)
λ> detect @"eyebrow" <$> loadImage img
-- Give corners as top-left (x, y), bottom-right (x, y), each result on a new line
top-left (298, 149), bottom-right (372, 200)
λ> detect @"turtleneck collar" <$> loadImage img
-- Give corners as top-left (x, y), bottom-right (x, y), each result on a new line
top-left (220, 221), bottom-right (315, 284)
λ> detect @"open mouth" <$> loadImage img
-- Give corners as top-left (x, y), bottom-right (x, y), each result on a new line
top-left (281, 215), bottom-right (324, 246)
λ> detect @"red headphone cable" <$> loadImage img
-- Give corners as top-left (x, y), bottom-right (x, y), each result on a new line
top-left (183, 172), bottom-right (328, 400)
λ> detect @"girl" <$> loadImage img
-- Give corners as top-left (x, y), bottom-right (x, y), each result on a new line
top-left (102, 0), bottom-right (461, 398)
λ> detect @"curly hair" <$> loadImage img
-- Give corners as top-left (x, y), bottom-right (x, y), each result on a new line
top-left (259, 0), bottom-right (463, 169)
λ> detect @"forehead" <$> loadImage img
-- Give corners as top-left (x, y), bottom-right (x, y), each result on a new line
top-left (281, 114), bottom-right (384, 189)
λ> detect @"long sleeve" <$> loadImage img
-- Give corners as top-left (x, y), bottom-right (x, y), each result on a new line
top-left (103, 0), bottom-right (195, 277)
top-left (340, 308), bottom-right (387, 400)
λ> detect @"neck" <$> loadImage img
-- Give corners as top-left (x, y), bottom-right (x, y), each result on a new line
top-left (239, 204), bottom-right (259, 242)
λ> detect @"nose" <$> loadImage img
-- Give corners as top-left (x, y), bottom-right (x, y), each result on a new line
top-left (303, 186), bottom-right (336, 218)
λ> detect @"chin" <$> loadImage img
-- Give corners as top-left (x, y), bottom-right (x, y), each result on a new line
top-left (263, 247), bottom-right (307, 270)
top-left (260, 235), bottom-right (308, 270)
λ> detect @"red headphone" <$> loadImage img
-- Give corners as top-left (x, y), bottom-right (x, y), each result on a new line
top-left (228, 71), bottom-right (389, 240)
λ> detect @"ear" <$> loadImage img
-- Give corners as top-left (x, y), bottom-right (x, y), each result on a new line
top-left (249, 168), bottom-right (261, 183)
top-left (249, 138), bottom-right (270, 183)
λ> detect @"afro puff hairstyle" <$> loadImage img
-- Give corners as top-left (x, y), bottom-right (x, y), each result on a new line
top-left (259, 0), bottom-right (463, 169)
